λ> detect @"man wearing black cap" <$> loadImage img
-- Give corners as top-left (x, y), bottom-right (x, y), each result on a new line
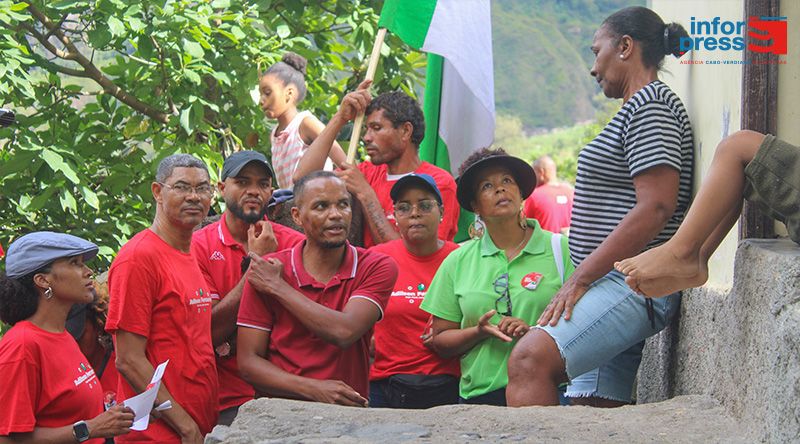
top-left (191, 150), bottom-right (304, 426)
top-left (106, 154), bottom-right (218, 443)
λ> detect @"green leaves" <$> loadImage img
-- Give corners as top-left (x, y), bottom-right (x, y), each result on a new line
top-left (0, 0), bottom-right (424, 271)
top-left (276, 24), bottom-right (290, 39)
top-left (183, 38), bottom-right (205, 59)
top-left (41, 149), bottom-right (80, 184)
top-left (50, 0), bottom-right (88, 10)
top-left (179, 101), bottom-right (204, 136)
top-left (107, 15), bottom-right (125, 37)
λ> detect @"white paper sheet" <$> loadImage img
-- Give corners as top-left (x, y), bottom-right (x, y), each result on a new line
top-left (123, 360), bottom-right (169, 431)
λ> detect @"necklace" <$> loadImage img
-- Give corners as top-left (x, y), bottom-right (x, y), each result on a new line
top-left (506, 226), bottom-right (529, 259)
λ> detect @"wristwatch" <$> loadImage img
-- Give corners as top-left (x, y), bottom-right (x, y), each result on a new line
top-left (73, 420), bottom-right (90, 442)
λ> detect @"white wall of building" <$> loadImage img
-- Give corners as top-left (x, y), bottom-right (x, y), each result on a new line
top-left (652, 0), bottom-right (746, 289)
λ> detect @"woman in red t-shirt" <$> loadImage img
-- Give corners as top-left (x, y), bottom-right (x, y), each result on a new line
top-left (0, 232), bottom-right (133, 443)
top-left (368, 174), bottom-right (460, 408)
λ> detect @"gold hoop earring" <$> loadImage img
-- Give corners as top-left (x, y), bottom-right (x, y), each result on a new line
top-left (468, 215), bottom-right (485, 240)
top-left (519, 203), bottom-right (527, 229)
top-left (44, 287), bottom-right (54, 300)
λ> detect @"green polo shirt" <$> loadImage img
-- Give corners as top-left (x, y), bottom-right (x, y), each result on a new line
top-left (420, 219), bottom-right (574, 400)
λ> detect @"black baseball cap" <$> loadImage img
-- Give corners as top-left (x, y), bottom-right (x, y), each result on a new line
top-left (221, 151), bottom-right (275, 182)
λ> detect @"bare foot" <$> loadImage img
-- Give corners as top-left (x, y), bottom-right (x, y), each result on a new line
top-left (625, 262), bottom-right (709, 298)
top-left (615, 243), bottom-right (700, 280)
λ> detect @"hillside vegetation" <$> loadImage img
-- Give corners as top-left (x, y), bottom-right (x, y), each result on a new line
top-left (492, 0), bottom-right (644, 130)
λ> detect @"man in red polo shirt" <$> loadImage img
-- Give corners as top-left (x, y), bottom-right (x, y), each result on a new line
top-left (107, 154), bottom-right (218, 443)
top-left (293, 81), bottom-right (459, 248)
top-left (191, 150), bottom-right (304, 426)
top-left (237, 171), bottom-right (398, 405)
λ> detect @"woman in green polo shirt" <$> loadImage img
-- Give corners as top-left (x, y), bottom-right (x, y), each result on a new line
top-left (420, 148), bottom-right (574, 405)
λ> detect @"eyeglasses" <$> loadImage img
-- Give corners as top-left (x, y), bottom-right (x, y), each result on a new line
top-left (493, 273), bottom-right (512, 317)
top-left (159, 182), bottom-right (213, 197)
top-left (394, 199), bottom-right (438, 217)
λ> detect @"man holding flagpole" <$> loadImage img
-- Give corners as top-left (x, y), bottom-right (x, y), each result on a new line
top-left (293, 83), bottom-right (459, 248)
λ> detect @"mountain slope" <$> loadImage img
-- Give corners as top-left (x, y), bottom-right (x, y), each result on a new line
top-left (492, 0), bottom-right (645, 129)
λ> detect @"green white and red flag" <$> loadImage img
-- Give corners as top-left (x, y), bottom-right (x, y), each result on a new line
top-left (379, 0), bottom-right (495, 241)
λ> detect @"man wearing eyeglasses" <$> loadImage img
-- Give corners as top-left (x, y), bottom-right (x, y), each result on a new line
top-left (293, 81), bottom-right (460, 248)
top-left (107, 154), bottom-right (218, 443)
top-left (191, 151), bottom-right (304, 426)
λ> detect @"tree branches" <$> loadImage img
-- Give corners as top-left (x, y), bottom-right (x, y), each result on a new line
top-left (25, 4), bottom-right (170, 123)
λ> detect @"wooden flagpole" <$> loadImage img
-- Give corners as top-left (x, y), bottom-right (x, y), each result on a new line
top-left (346, 28), bottom-right (387, 164)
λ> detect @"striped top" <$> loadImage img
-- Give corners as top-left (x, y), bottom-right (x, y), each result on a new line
top-left (569, 81), bottom-right (694, 266)
top-left (270, 111), bottom-right (334, 189)
top-left (270, 110), bottom-right (311, 189)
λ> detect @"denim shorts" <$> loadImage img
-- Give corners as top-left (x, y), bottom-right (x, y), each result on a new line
top-left (536, 270), bottom-right (680, 402)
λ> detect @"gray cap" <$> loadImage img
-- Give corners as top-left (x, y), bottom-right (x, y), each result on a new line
top-left (5, 231), bottom-right (98, 279)
top-left (221, 151), bottom-right (275, 181)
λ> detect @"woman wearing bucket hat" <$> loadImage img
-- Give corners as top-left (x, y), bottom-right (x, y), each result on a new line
top-left (368, 173), bottom-right (461, 409)
top-left (420, 148), bottom-right (574, 406)
top-left (0, 232), bottom-right (133, 443)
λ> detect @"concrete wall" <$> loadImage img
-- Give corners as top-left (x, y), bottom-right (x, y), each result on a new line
top-left (652, 0), bottom-right (744, 289)
top-left (638, 240), bottom-right (800, 442)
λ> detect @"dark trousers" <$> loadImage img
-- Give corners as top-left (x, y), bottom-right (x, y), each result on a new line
top-left (370, 374), bottom-right (459, 409)
top-left (460, 387), bottom-right (507, 406)
top-left (216, 405), bottom-right (240, 426)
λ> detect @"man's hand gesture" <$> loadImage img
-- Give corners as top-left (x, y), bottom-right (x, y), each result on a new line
top-left (247, 253), bottom-right (287, 296)
top-left (247, 220), bottom-right (278, 257)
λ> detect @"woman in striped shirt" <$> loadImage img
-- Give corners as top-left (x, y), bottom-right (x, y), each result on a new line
top-left (507, 6), bottom-right (694, 407)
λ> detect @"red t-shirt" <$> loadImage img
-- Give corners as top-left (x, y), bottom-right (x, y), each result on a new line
top-left (106, 229), bottom-right (218, 442)
top-left (358, 161), bottom-right (459, 248)
top-left (237, 241), bottom-right (397, 398)
top-left (523, 183), bottom-right (574, 233)
top-left (99, 351), bottom-right (120, 395)
top-left (0, 321), bottom-right (104, 443)
top-left (191, 213), bottom-right (304, 412)
top-left (368, 239), bottom-right (460, 380)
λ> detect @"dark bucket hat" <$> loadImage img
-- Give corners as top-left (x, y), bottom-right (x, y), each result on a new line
top-left (455, 154), bottom-right (536, 211)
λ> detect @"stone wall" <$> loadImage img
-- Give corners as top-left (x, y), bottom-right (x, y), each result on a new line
top-left (637, 239), bottom-right (800, 442)
top-left (209, 395), bottom-right (748, 443)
